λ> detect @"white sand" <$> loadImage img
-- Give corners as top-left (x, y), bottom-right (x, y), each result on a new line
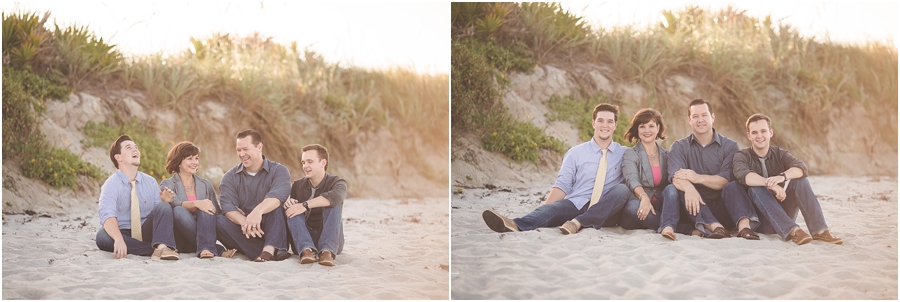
top-left (450, 176), bottom-right (898, 299)
top-left (2, 198), bottom-right (449, 299)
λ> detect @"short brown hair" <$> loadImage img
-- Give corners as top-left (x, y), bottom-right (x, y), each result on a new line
top-left (236, 129), bottom-right (262, 146)
top-left (592, 103), bottom-right (619, 122)
top-left (301, 144), bottom-right (330, 171)
top-left (745, 113), bottom-right (772, 132)
top-left (108, 135), bottom-right (133, 169)
top-left (165, 141), bottom-right (201, 174)
top-left (688, 99), bottom-right (712, 116)
top-left (624, 108), bottom-right (667, 143)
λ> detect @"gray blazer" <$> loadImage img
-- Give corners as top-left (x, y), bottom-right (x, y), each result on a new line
top-left (159, 173), bottom-right (221, 213)
top-left (621, 142), bottom-right (669, 200)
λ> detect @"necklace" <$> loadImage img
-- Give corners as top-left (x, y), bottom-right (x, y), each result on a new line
top-left (647, 153), bottom-right (658, 160)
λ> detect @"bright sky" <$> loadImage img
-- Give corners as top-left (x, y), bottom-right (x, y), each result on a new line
top-left (2, 2), bottom-right (450, 75)
top-left (562, 1), bottom-right (898, 46)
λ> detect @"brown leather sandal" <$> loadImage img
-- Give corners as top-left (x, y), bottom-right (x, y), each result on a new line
top-left (254, 251), bottom-right (274, 262)
top-left (738, 228), bottom-right (760, 240)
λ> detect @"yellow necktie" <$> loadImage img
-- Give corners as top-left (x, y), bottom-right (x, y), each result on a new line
top-left (130, 180), bottom-right (143, 241)
top-left (589, 148), bottom-right (608, 208)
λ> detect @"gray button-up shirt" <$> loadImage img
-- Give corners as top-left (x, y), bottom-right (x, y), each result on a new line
top-left (667, 129), bottom-right (739, 202)
top-left (732, 146), bottom-right (808, 187)
top-left (219, 156), bottom-right (291, 214)
top-left (98, 170), bottom-right (162, 228)
top-left (553, 138), bottom-right (625, 209)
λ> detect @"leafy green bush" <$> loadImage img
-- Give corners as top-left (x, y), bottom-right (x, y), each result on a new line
top-left (3, 66), bottom-right (103, 188)
top-left (2, 11), bottom-right (51, 68)
top-left (481, 119), bottom-right (566, 162)
top-left (2, 66), bottom-right (68, 158)
top-left (20, 146), bottom-right (104, 189)
top-left (53, 23), bottom-right (123, 89)
top-left (81, 120), bottom-right (169, 181)
top-left (544, 94), bottom-right (634, 147)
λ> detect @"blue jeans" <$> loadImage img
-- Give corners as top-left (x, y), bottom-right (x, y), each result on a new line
top-left (286, 204), bottom-right (344, 257)
top-left (618, 197), bottom-right (694, 235)
top-left (745, 178), bottom-right (828, 239)
top-left (173, 206), bottom-right (225, 256)
top-left (721, 181), bottom-right (761, 230)
top-left (96, 202), bottom-right (176, 256)
top-left (216, 206), bottom-right (288, 258)
top-left (512, 184), bottom-right (629, 231)
top-left (664, 182), bottom-right (757, 235)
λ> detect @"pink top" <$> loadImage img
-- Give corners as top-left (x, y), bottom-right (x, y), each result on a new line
top-left (187, 195), bottom-right (197, 213)
top-left (651, 166), bottom-right (662, 203)
top-left (651, 166), bottom-right (662, 186)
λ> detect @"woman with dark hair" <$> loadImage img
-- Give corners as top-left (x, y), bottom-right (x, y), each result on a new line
top-left (160, 141), bottom-right (234, 258)
top-left (618, 108), bottom-right (692, 240)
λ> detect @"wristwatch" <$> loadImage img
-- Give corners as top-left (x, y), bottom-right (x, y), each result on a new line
top-left (779, 172), bottom-right (787, 181)
top-left (302, 200), bottom-right (310, 212)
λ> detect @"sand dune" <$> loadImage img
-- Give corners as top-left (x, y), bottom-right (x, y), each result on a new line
top-left (451, 176), bottom-right (897, 299)
top-left (2, 198), bottom-right (449, 300)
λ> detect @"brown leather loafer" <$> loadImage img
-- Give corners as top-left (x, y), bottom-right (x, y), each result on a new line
top-left (300, 248), bottom-right (317, 264)
top-left (559, 219), bottom-right (581, 235)
top-left (812, 230), bottom-right (842, 245)
top-left (789, 228), bottom-right (813, 245)
top-left (159, 248), bottom-right (179, 260)
top-left (482, 210), bottom-right (520, 233)
top-left (318, 251), bottom-right (335, 266)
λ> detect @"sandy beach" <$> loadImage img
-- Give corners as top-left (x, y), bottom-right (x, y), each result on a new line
top-left (450, 176), bottom-right (898, 299)
top-left (2, 197), bottom-right (449, 300)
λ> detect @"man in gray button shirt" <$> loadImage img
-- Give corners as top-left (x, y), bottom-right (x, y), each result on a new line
top-left (216, 129), bottom-right (292, 261)
top-left (664, 99), bottom-right (759, 239)
top-left (728, 113), bottom-right (842, 245)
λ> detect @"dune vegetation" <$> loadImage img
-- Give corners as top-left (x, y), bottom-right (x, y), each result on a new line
top-left (3, 11), bottom-right (448, 192)
top-left (451, 3), bottom-right (897, 163)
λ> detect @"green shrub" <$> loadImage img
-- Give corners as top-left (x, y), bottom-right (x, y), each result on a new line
top-left (20, 146), bottom-right (104, 189)
top-left (544, 93), bottom-right (634, 147)
top-left (2, 66), bottom-right (68, 159)
top-left (2, 66), bottom-right (104, 188)
top-left (53, 23), bottom-right (123, 89)
top-left (481, 119), bottom-right (566, 162)
top-left (81, 120), bottom-right (169, 181)
top-left (2, 11), bottom-right (51, 68)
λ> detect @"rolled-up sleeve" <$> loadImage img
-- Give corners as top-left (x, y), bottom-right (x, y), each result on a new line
top-left (205, 178), bottom-right (221, 212)
top-left (732, 149), bottom-right (753, 186)
top-left (218, 172), bottom-right (239, 214)
top-left (667, 141), bottom-right (686, 183)
top-left (780, 149), bottom-right (808, 179)
top-left (98, 178), bottom-right (118, 226)
top-left (322, 178), bottom-right (348, 207)
top-left (717, 140), bottom-right (739, 182)
top-left (621, 148), bottom-right (642, 192)
top-left (264, 165), bottom-right (291, 202)
top-left (552, 149), bottom-right (578, 195)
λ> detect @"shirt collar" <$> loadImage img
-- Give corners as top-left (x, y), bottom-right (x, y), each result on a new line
top-left (115, 169), bottom-right (139, 184)
top-left (688, 129), bottom-right (723, 147)
top-left (235, 155), bottom-right (270, 175)
top-left (590, 138), bottom-right (622, 154)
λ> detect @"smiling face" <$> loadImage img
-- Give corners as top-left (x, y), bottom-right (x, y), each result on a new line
top-left (236, 136), bottom-right (263, 171)
top-left (688, 103), bottom-right (715, 136)
top-left (638, 120), bottom-right (660, 145)
top-left (179, 154), bottom-right (200, 175)
top-left (116, 140), bottom-right (141, 168)
top-left (592, 110), bottom-right (616, 142)
top-left (747, 119), bottom-right (773, 151)
top-left (301, 150), bottom-right (326, 180)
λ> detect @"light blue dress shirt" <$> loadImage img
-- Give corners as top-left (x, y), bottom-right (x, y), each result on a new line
top-left (553, 138), bottom-right (625, 209)
top-left (97, 170), bottom-right (162, 229)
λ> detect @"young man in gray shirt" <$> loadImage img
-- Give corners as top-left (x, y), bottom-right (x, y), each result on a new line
top-left (729, 113), bottom-right (842, 245)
